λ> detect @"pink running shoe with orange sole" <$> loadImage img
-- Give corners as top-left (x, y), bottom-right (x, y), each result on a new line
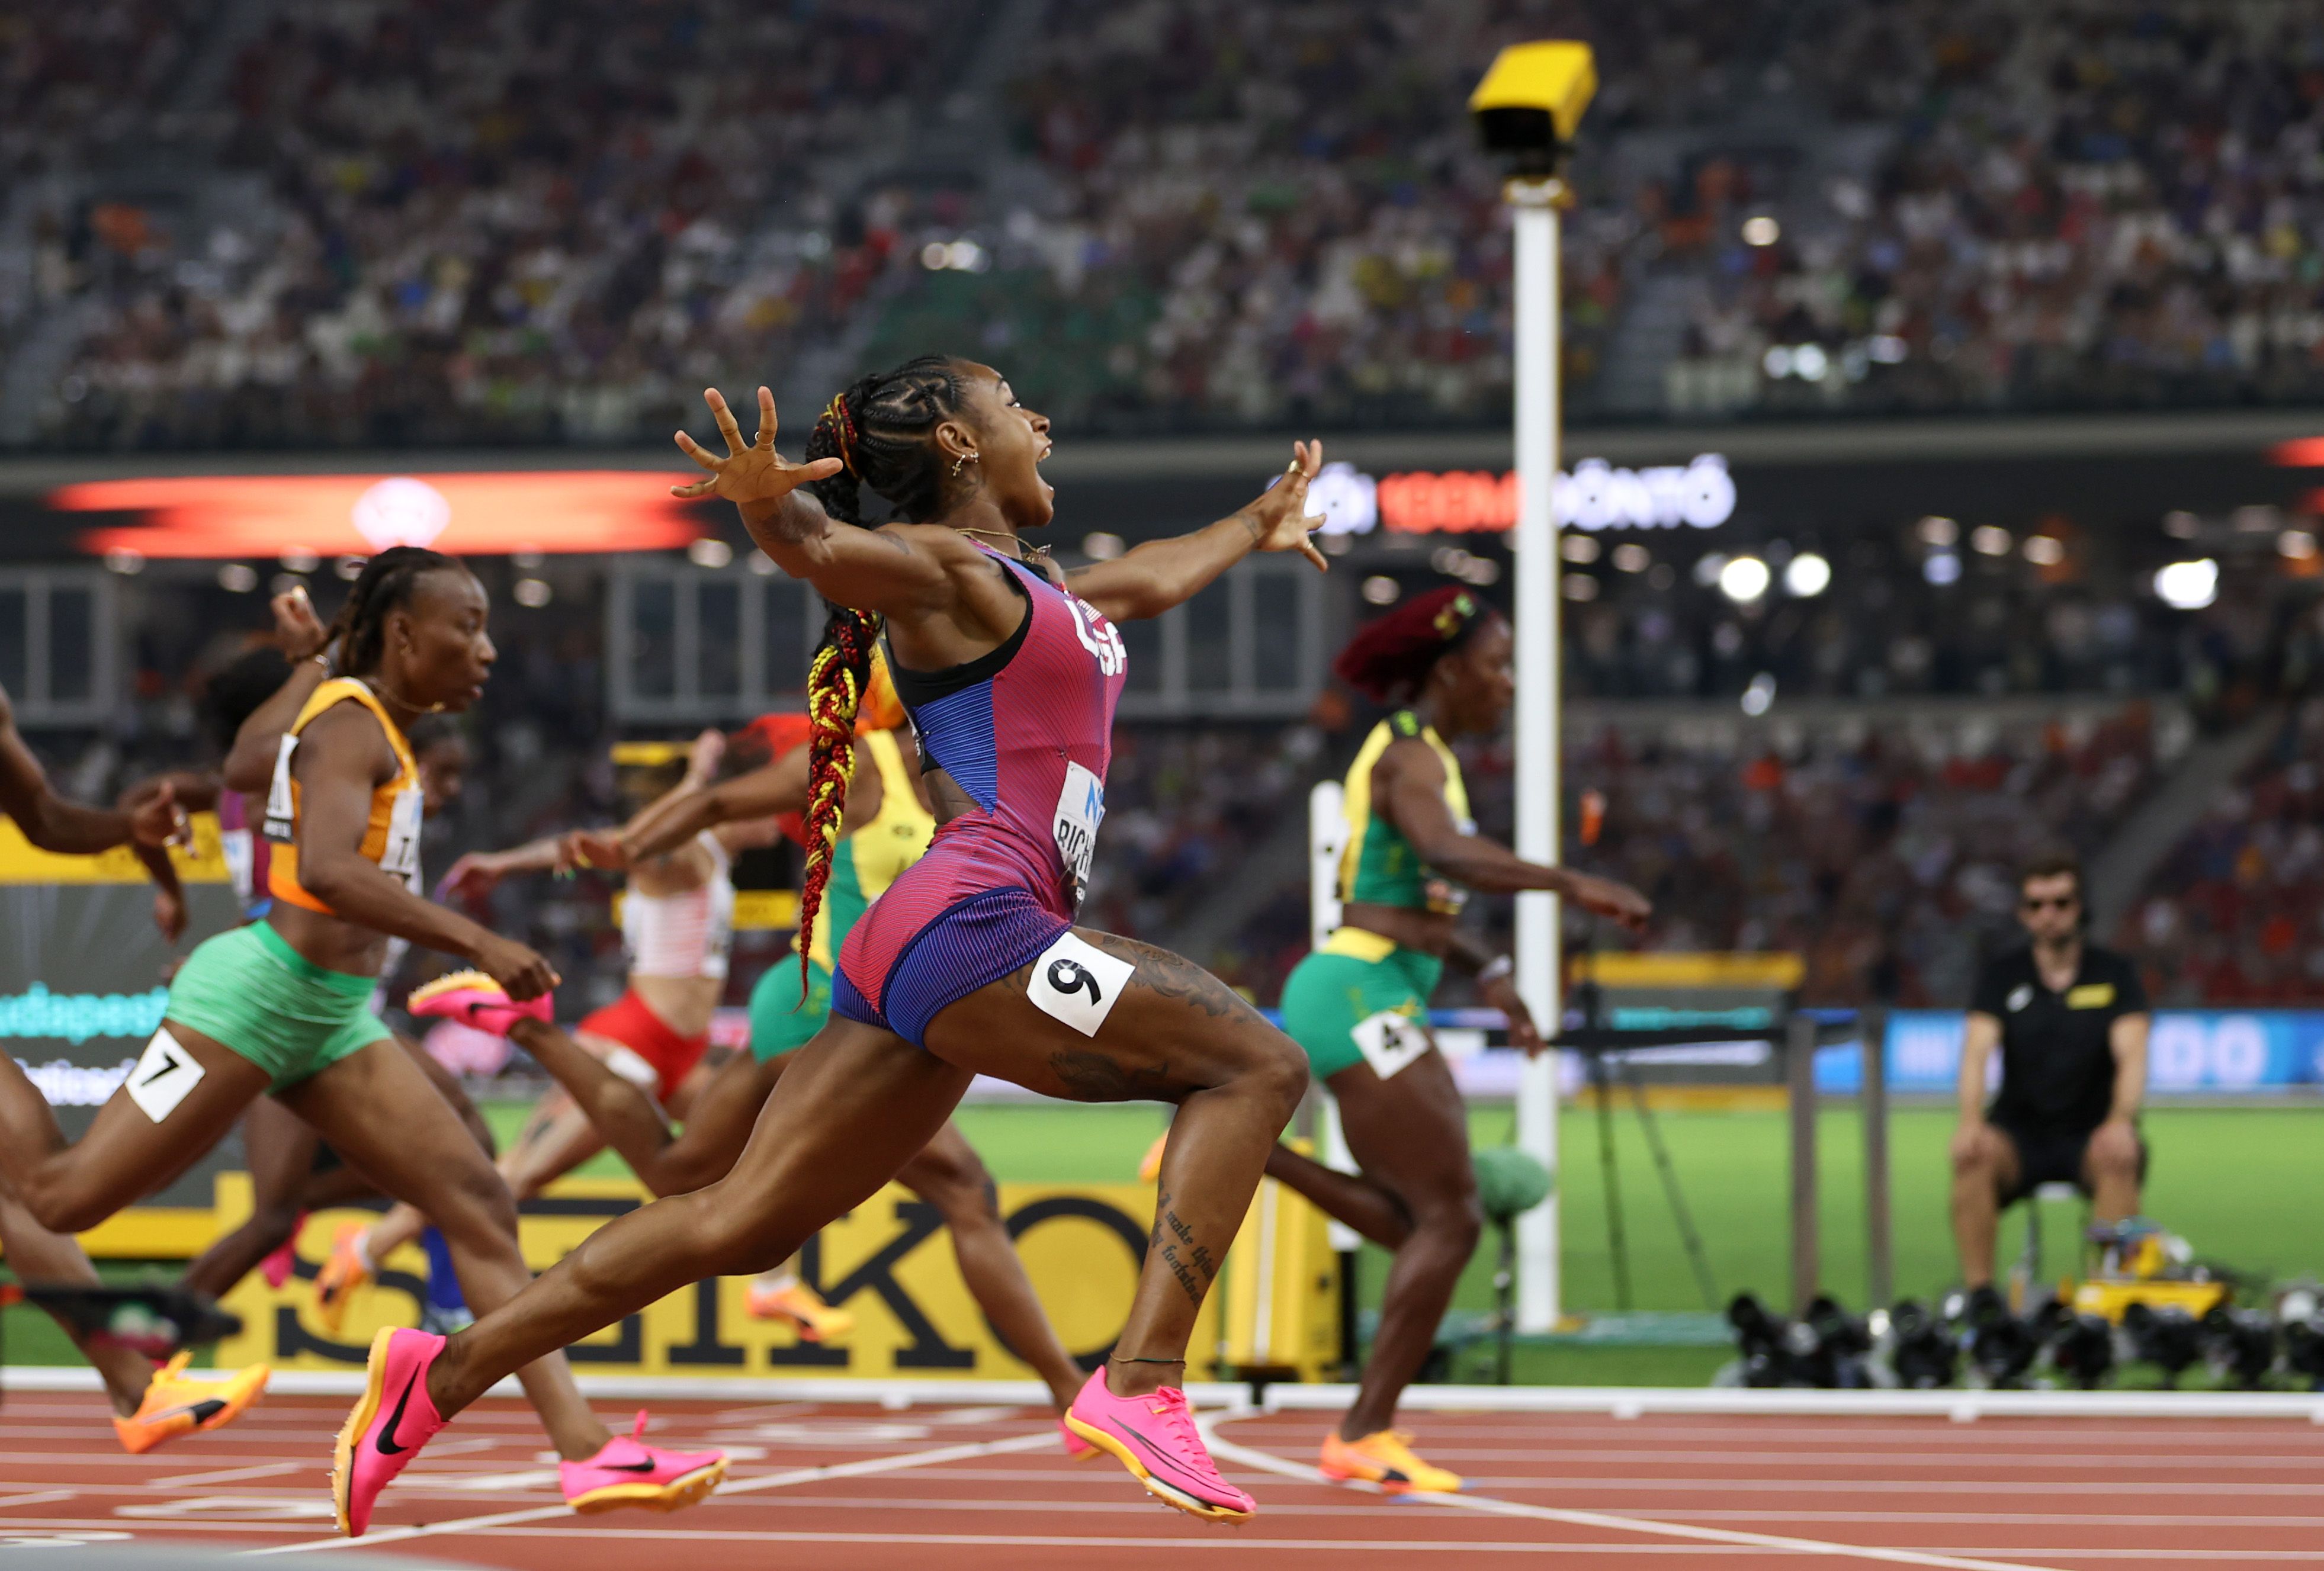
top-left (1061, 1368), bottom-right (1253, 1522)
top-left (333, 1327), bottom-right (447, 1537)
top-left (407, 970), bottom-right (553, 1036)
top-left (560, 1411), bottom-right (726, 1514)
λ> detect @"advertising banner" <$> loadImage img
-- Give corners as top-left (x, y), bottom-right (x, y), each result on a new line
top-left (1811, 1010), bottom-right (2324, 1095)
top-left (214, 1177), bottom-right (1224, 1383)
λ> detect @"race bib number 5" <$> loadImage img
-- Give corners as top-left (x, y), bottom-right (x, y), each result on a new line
top-left (1026, 931), bottom-right (1135, 1037)
top-left (1054, 762), bottom-right (1105, 908)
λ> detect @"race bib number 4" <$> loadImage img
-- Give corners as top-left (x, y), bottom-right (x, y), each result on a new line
top-left (1053, 762), bottom-right (1105, 908)
top-left (125, 1028), bottom-right (205, 1123)
top-left (1350, 1010), bottom-right (1433, 1081)
top-left (1026, 931), bottom-right (1135, 1038)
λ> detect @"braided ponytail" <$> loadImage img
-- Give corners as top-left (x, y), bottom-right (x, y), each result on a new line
top-left (795, 601), bottom-right (881, 1003)
top-left (789, 357), bottom-right (970, 1004)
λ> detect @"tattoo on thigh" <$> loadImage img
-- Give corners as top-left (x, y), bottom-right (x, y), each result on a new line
top-left (1077, 931), bottom-right (1265, 1024)
top-left (1047, 1046), bottom-right (1177, 1103)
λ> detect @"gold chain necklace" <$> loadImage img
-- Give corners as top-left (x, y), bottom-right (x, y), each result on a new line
top-left (952, 526), bottom-right (1051, 567)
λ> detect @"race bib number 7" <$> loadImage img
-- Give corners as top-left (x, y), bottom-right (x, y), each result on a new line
top-left (126, 1029), bottom-right (205, 1123)
top-left (1053, 762), bottom-right (1105, 908)
top-left (381, 785), bottom-right (425, 893)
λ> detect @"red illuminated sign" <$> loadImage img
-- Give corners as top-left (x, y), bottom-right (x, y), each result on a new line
top-left (1379, 469), bottom-right (1521, 534)
top-left (54, 473), bottom-right (704, 559)
top-left (1372, 456), bottom-right (1735, 535)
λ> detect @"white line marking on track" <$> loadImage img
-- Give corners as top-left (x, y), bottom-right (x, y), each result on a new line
top-left (242, 1427), bottom-right (1060, 1554)
top-left (430, 1469), bottom-right (562, 1492)
top-left (1202, 1419), bottom-right (2065, 1571)
top-left (148, 1462), bottom-right (306, 1489)
top-left (0, 1492), bottom-right (79, 1511)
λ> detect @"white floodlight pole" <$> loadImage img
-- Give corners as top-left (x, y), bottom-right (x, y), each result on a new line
top-left (1510, 177), bottom-right (1563, 1333)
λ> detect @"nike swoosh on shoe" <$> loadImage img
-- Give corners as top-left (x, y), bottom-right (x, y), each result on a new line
top-left (375, 1371), bottom-right (421, 1456)
top-left (1103, 1416), bottom-right (1209, 1490)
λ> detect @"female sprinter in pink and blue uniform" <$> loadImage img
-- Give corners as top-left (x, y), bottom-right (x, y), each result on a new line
top-left (335, 359), bottom-right (1326, 1532)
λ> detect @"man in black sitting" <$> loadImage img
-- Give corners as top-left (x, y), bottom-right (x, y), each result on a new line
top-left (1950, 852), bottom-right (2150, 1294)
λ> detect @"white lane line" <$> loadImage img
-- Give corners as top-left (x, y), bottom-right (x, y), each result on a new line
top-left (412, 1538), bottom-right (2324, 1561)
top-left (1350, 1447), bottom-right (2324, 1471)
top-left (148, 1463), bottom-right (306, 1489)
top-left (243, 1428), bottom-right (1058, 1555)
top-left (429, 1469), bottom-right (562, 1493)
top-left (0, 1491), bottom-right (80, 1511)
top-left (1202, 1421), bottom-right (2063, 1571)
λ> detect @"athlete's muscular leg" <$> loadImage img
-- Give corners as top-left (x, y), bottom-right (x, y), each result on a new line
top-left (424, 1020), bottom-right (971, 1417)
top-left (179, 1095), bottom-right (321, 1300)
top-left (0, 1024), bottom-right (267, 1235)
top-left (898, 1123), bottom-right (1084, 1411)
top-left (405, 1033), bottom-right (496, 1156)
top-left (1327, 1050), bottom-right (1479, 1441)
top-left (275, 1037), bottom-right (611, 1460)
top-left (0, 1190), bottom-right (155, 1414)
top-left (365, 1075), bottom-right (589, 1268)
top-left (1263, 1142), bottom-right (1413, 1248)
top-left (925, 930), bottom-right (1307, 1399)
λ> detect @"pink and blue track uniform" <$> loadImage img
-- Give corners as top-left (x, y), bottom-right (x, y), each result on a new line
top-left (832, 547), bottom-right (1129, 1048)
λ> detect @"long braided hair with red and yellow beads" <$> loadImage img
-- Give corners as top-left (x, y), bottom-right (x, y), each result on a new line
top-left (792, 356), bottom-right (968, 1001)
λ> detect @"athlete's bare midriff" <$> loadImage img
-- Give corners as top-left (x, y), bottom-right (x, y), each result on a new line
top-left (1340, 901), bottom-right (1456, 959)
top-left (269, 899), bottom-right (396, 978)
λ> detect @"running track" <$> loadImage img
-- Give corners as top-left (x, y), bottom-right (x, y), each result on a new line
top-left (2, 1389), bottom-right (2322, 1566)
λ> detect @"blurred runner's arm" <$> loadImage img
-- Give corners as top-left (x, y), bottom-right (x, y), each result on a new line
top-left (1383, 740), bottom-right (1649, 928)
top-left (622, 750), bottom-right (808, 864)
top-left (1442, 930), bottom-right (1544, 1055)
top-left (221, 586), bottom-right (333, 795)
top-left (0, 682), bottom-right (158, 854)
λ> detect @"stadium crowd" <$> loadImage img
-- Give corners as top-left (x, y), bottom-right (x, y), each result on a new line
top-left (2122, 697), bottom-right (2324, 1005)
top-left (28, 0), bottom-right (959, 449)
top-left (21, 0), bottom-right (2324, 443)
top-left (1680, 0), bottom-right (2324, 415)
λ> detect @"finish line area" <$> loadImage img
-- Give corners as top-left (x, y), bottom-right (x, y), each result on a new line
top-left (5, 1376), bottom-right (2324, 1567)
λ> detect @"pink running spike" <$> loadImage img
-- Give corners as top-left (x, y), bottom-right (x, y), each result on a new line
top-left (559, 1409), bottom-right (726, 1514)
top-left (407, 970), bottom-right (551, 1036)
top-left (1061, 1368), bottom-right (1253, 1522)
top-left (333, 1328), bottom-right (447, 1537)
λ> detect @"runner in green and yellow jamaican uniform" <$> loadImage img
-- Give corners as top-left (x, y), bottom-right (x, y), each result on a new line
top-left (491, 656), bottom-right (1090, 1422)
top-left (1273, 587), bottom-right (1649, 1493)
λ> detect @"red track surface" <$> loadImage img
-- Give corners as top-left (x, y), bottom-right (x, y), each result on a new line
top-left (3, 1387), bottom-right (2322, 1566)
